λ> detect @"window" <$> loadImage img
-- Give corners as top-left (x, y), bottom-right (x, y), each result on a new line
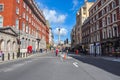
top-left (96, 14), bottom-right (99, 19)
top-left (96, 5), bottom-right (98, 11)
top-left (112, 11), bottom-right (117, 22)
top-left (0, 16), bottom-right (3, 27)
top-left (83, 7), bottom-right (86, 15)
top-left (112, 1), bottom-right (116, 9)
top-left (102, 18), bottom-right (106, 27)
top-left (102, 9), bottom-right (105, 15)
top-left (29, 9), bottom-right (31, 14)
top-left (26, 25), bottom-right (28, 33)
top-left (97, 34), bottom-right (99, 41)
top-left (101, 0), bottom-right (104, 6)
top-left (26, 15), bottom-right (28, 21)
top-left (23, 2), bottom-right (26, 8)
top-left (15, 19), bottom-right (19, 29)
top-left (16, 7), bottom-right (19, 14)
top-left (22, 22), bottom-right (25, 32)
top-left (16, 0), bottom-right (20, 3)
top-left (29, 18), bottom-right (31, 23)
top-left (22, 12), bottom-right (25, 18)
top-left (119, 0), bottom-right (120, 5)
top-left (29, 27), bottom-right (31, 34)
top-left (107, 15), bottom-right (111, 25)
top-left (106, 5), bottom-right (110, 12)
top-left (0, 4), bottom-right (4, 12)
top-left (102, 29), bottom-right (106, 39)
top-left (112, 25), bottom-right (118, 37)
top-left (27, 6), bottom-right (28, 11)
top-left (96, 22), bottom-right (99, 30)
top-left (107, 27), bottom-right (112, 38)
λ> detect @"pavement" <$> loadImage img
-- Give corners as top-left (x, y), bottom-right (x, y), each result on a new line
top-left (0, 52), bottom-right (120, 80)
top-left (0, 51), bottom-right (49, 64)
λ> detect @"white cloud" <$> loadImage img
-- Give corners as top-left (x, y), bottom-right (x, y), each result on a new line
top-left (43, 8), bottom-right (66, 24)
top-left (71, 0), bottom-right (79, 10)
top-left (36, 1), bottom-right (66, 24)
top-left (53, 28), bottom-right (68, 36)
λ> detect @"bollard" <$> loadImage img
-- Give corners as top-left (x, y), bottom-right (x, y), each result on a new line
top-left (23, 53), bottom-right (25, 57)
top-left (2, 54), bottom-right (4, 61)
top-left (26, 53), bottom-right (27, 57)
top-left (20, 53), bottom-right (22, 58)
top-left (8, 53), bottom-right (10, 60)
top-left (13, 53), bottom-right (14, 59)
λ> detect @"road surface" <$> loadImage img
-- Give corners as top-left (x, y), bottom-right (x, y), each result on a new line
top-left (0, 53), bottom-right (120, 80)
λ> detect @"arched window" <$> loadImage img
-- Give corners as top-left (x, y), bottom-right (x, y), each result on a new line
top-left (0, 39), bottom-right (4, 51)
top-left (96, 22), bottom-right (99, 30)
top-left (102, 9), bottom-right (105, 15)
top-left (112, 1), bottom-right (116, 9)
top-left (102, 29), bottom-right (107, 39)
top-left (101, 0), bottom-right (104, 5)
top-left (107, 15), bottom-right (111, 25)
top-left (112, 25), bottom-right (118, 37)
top-left (13, 41), bottom-right (16, 52)
top-left (107, 27), bottom-right (112, 38)
top-left (102, 18), bottom-right (106, 27)
top-left (7, 40), bottom-right (11, 52)
top-left (106, 5), bottom-right (110, 12)
top-left (112, 11), bottom-right (117, 22)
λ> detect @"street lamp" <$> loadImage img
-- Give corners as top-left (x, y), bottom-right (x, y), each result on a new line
top-left (58, 28), bottom-right (61, 45)
top-left (94, 42), bottom-right (96, 57)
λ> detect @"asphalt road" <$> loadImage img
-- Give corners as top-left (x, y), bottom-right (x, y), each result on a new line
top-left (0, 53), bottom-right (120, 80)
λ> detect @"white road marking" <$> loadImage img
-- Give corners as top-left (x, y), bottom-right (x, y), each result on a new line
top-left (73, 62), bottom-right (79, 68)
top-left (112, 59), bottom-right (120, 62)
top-left (3, 68), bottom-right (14, 72)
top-left (25, 60), bottom-right (33, 63)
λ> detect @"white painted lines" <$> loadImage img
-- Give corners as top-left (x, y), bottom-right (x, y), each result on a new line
top-left (112, 59), bottom-right (120, 62)
top-left (73, 62), bottom-right (79, 68)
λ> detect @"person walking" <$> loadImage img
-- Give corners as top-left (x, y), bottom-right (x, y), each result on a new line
top-left (55, 48), bottom-right (59, 56)
top-left (0, 50), bottom-right (2, 57)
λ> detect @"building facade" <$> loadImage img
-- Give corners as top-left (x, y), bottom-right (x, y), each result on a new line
top-left (74, 0), bottom-right (94, 49)
top-left (49, 28), bottom-right (54, 46)
top-left (81, 17), bottom-right (90, 53)
top-left (89, 0), bottom-right (120, 55)
top-left (0, 0), bottom-right (49, 54)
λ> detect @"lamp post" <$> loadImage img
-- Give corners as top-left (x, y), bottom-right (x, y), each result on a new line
top-left (94, 42), bottom-right (96, 57)
top-left (58, 28), bottom-right (61, 45)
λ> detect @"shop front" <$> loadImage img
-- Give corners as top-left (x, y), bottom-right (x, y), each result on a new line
top-left (89, 42), bottom-right (101, 55)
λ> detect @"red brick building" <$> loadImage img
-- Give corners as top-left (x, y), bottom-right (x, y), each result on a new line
top-left (0, 0), bottom-right (49, 53)
top-left (89, 0), bottom-right (120, 55)
top-left (82, 17), bottom-right (90, 53)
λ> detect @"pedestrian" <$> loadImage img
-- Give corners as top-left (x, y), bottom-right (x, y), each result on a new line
top-left (0, 50), bottom-right (2, 57)
top-left (0, 51), bottom-right (4, 58)
top-left (55, 48), bottom-right (59, 56)
top-left (75, 49), bottom-right (78, 55)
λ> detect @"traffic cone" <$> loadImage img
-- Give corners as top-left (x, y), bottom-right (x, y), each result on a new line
top-left (64, 54), bottom-right (66, 60)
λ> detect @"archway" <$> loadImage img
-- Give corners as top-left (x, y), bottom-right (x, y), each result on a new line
top-left (13, 41), bottom-right (16, 52)
top-left (0, 39), bottom-right (4, 51)
top-left (7, 40), bottom-right (11, 53)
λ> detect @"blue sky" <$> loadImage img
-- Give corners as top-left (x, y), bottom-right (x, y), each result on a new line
top-left (35, 0), bottom-right (95, 43)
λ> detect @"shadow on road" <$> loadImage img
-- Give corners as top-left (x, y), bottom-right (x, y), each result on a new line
top-left (71, 55), bottom-right (120, 76)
